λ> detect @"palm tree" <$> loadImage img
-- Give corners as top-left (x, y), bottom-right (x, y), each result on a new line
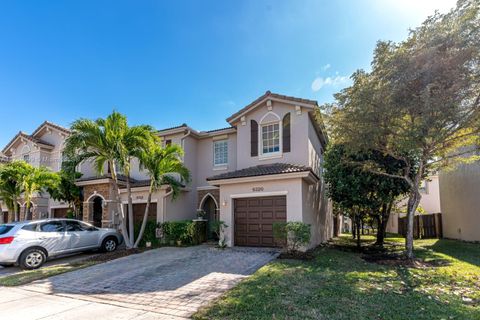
top-left (135, 144), bottom-right (190, 248)
top-left (22, 166), bottom-right (59, 220)
top-left (63, 111), bottom-right (157, 248)
top-left (0, 161), bottom-right (29, 221)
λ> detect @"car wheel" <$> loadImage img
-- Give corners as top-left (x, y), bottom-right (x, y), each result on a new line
top-left (19, 248), bottom-right (46, 270)
top-left (102, 237), bottom-right (118, 252)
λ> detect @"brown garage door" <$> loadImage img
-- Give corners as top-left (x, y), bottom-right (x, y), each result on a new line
top-left (125, 203), bottom-right (157, 225)
top-left (234, 196), bottom-right (286, 247)
top-left (52, 208), bottom-right (69, 218)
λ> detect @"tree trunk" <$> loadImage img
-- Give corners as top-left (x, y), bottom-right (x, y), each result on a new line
top-left (134, 184), bottom-right (153, 248)
top-left (406, 190), bottom-right (421, 259)
top-left (361, 220), bottom-right (365, 235)
top-left (13, 197), bottom-right (19, 222)
top-left (355, 215), bottom-right (361, 249)
top-left (375, 203), bottom-right (390, 247)
top-left (109, 161), bottom-right (132, 248)
top-left (126, 170), bottom-right (134, 243)
top-left (352, 216), bottom-right (356, 239)
top-left (26, 202), bottom-right (31, 220)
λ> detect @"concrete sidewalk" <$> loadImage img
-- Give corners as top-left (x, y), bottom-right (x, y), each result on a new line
top-left (0, 287), bottom-right (183, 320)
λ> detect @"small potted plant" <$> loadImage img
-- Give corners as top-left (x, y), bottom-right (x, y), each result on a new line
top-left (196, 209), bottom-right (207, 220)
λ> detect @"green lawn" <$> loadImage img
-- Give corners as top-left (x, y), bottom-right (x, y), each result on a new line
top-left (0, 261), bottom-right (97, 286)
top-left (194, 235), bottom-right (480, 320)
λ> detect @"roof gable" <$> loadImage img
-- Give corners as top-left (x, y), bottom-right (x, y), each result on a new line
top-left (226, 91), bottom-right (318, 124)
top-left (2, 132), bottom-right (55, 155)
top-left (31, 121), bottom-right (71, 138)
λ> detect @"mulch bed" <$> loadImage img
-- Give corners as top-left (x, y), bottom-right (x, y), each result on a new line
top-left (77, 247), bottom-right (151, 265)
top-left (277, 247), bottom-right (319, 260)
top-left (330, 241), bottom-right (450, 268)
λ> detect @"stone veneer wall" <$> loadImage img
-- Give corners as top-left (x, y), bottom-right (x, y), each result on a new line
top-left (82, 182), bottom-right (116, 228)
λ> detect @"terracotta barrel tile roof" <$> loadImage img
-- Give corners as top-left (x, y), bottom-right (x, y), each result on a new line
top-left (207, 163), bottom-right (317, 181)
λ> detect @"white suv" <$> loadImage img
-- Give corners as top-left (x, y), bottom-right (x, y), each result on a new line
top-left (0, 219), bottom-right (122, 270)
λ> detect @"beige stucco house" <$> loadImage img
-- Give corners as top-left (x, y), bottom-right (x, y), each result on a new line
top-left (1, 91), bottom-right (333, 248)
top-left (439, 162), bottom-right (480, 242)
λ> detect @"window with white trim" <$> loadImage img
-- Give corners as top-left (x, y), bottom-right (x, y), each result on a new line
top-left (213, 140), bottom-right (228, 166)
top-left (261, 123), bottom-right (280, 154)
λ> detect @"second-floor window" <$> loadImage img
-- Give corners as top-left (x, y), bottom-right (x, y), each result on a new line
top-left (261, 123), bottom-right (280, 154)
top-left (213, 140), bottom-right (228, 166)
top-left (23, 154), bottom-right (30, 163)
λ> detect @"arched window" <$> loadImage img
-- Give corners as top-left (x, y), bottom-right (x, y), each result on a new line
top-left (259, 112), bottom-right (281, 156)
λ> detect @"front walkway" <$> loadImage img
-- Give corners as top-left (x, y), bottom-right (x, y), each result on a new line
top-left (3, 245), bottom-right (279, 319)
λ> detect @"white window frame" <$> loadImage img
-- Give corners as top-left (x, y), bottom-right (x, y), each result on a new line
top-left (258, 112), bottom-right (283, 159)
top-left (213, 139), bottom-right (228, 166)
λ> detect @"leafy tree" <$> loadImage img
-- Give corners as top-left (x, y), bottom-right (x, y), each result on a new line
top-left (0, 161), bottom-right (59, 221)
top-left (0, 161), bottom-right (29, 221)
top-left (63, 111), bottom-right (158, 248)
top-left (328, 0), bottom-right (480, 258)
top-left (323, 145), bottom-right (409, 248)
top-left (47, 168), bottom-right (83, 219)
top-left (135, 144), bottom-right (190, 248)
top-left (22, 166), bottom-right (59, 220)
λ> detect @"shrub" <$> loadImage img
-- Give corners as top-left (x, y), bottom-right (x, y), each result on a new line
top-left (66, 210), bottom-right (75, 219)
top-left (134, 220), bottom-right (160, 248)
top-left (160, 220), bottom-right (206, 245)
top-left (273, 221), bottom-right (311, 253)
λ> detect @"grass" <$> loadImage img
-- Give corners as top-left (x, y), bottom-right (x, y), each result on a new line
top-left (0, 261), bottom-right (97, 286)
top-left (194, 235), bottom-right (480, 320)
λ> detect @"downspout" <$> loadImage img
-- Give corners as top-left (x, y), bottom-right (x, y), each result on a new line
top-left (162, 188), bottom-right (174, 223)
top-left (180, 129), bottom-right (191, 161)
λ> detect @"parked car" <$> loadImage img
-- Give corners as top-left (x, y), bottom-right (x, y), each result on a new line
top-left (0, 219), bottom-right (123, 270)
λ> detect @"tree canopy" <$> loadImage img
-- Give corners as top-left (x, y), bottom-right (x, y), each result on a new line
top-left (325, 0), bottom-right (480, 258)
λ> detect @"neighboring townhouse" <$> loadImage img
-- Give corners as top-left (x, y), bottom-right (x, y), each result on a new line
top-left (0, 91), bottom-right (333, 248)
top-left (386, 175), bottom-right (442, 234)
top-left (439, 161), bottom-right (480, 242)
top-left (1, 122), bottom-right (72, 222)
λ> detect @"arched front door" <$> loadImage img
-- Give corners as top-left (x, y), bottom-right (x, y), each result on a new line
top-left (92, 197), bottom-right (103, 227)
top-left (202, 195), bottom-right (219, 239)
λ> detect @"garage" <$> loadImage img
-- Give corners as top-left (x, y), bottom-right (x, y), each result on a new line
top-left (234, 196), bottom-right (286, 247)
top-left (52, 207), bottom-right (69, 218)
top-left (125, 202), bottom-right (157, 225)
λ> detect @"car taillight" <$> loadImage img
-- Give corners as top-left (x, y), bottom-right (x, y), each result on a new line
top-left (0, 237), bottom-right (14, 245)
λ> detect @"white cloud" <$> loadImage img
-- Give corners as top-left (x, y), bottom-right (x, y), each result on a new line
top-left (322, 63), bottom-right (331, 71)
top-left (311, 75), bottom-right (350, 91)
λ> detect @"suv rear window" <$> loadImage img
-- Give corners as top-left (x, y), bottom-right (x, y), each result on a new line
top-left (0, 225), bottom-right (14, 235)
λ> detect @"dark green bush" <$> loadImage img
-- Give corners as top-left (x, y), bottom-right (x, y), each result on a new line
top-left (160, 220), bottom-right (206, 245)
top-left (273, 221), bottom-right (311, 252)
top-left (134, 220), bottom-right (160, 248)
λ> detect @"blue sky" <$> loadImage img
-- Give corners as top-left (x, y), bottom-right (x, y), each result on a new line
top-left (0, 0), bottom-right (456, 147)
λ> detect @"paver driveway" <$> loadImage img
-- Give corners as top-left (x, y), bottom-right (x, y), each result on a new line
top-left (12, 245), bottom-right (279, 319)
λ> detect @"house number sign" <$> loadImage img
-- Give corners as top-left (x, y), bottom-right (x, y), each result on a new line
top-left (252, 187), bottom-right (264, 192)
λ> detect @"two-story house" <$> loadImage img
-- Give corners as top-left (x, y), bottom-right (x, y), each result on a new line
top-left (1, 91), bottom-right (333, 248)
